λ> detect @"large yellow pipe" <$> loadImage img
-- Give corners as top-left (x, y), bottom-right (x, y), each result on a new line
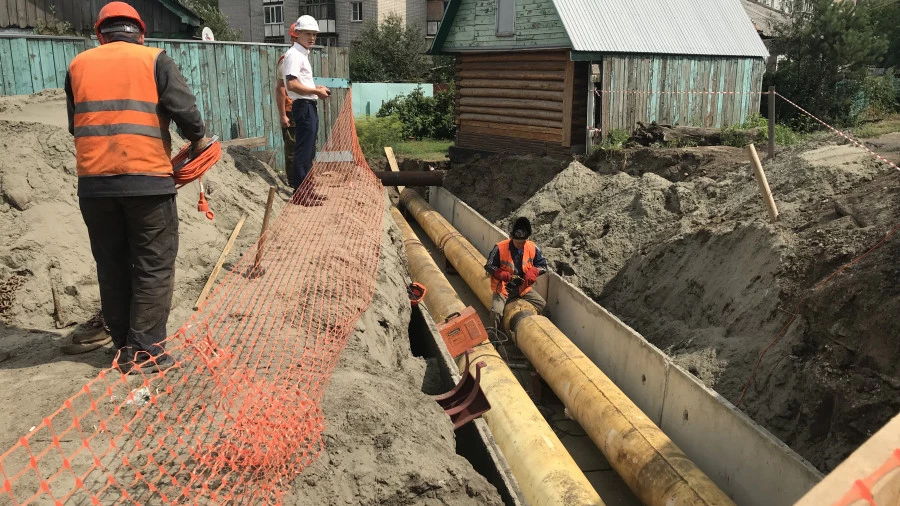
top-left (399, 190), bottom-right (736, 506)
top-left (391, 207), bottom-right (603, 506)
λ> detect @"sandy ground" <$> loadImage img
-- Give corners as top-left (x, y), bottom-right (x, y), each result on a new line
top-left (446, 136), bottom-right (900, 473)
top-left (0, 91), bottom-right (502, 504)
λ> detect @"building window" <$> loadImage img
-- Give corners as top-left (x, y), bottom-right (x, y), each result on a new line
top-left (426, 0), bottom-right (448, 37)
top-left (264, 1), bottom-right (285, 40)
top-left (317, 35), bottom-right (339, 46)
top-left (301, 0), bottom-right (337, 32)
top-left (496, 0), bottom-right (514, 36)
top-left (351, 2), bottom-right (363, 22)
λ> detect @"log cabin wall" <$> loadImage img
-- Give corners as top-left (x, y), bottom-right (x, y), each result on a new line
top-left (455, 50), bottom-right (586, 155)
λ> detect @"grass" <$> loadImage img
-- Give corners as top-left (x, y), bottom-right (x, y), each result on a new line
top-left (850, 115), bottom-right (900, 139)
top-left (390, 139), bottom-right (453, 161)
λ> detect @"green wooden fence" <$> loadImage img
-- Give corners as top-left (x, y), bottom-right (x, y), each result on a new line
top-left (0, 34), bottom-right (350, 171)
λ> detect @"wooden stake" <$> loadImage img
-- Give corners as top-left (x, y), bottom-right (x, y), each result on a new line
top-left (194, 215), bottom-right (246, 310)
top-left (384, 146), bottom-right (404, 193)
top-left (253, 186), bottom-right (277, 272)
top-left (48, 264), bottom-right (74, 328)
top-left (768, 86), bottom-right (776, 159)
top-left (746, 144), bottom-right (779, 223)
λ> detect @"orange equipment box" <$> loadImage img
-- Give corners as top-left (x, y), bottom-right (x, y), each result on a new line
top-left (438, 307), bottom-right (489, 358)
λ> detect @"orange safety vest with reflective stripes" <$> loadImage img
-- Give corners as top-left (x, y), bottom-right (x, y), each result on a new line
top-left (277, 54), bottom-right (293, 112)
top-left (68, 42), bottom-right (172, 178)
top-left (491, 239), bottom-right (536, 297)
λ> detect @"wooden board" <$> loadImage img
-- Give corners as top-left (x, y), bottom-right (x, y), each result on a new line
top-left (460, 122), bottom-right (563, 142)
top-left (459, 96), bottom-right (562, 111)
top-left (457, 131), bottom-right (570, 156)
top-left (457, 70), bottom-right (565, 81)
top-left (459, 112), bottom-right (562, 129)
top-left (457, 61), bottom-right (567, 72)
top-left (458, 78), bottom-right (565, 92)
top-left (562, 59), bottom-right (574, 147)
top-left (460, 51), bottom-right (569, 63)
top-left (221, 137), bottom-right (267, 148)
top-left (384, 146), bottom-right (403, 193)
top-left (458, 88), bottom-right (563, 104)
top-left (458, 106), bottom-right (561, 121)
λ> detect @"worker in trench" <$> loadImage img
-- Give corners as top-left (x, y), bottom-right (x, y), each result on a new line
top-left (63, 2), bottom-right (209, 373)
top-left (484, 217), bottom-right (549, 331)
top-left (282, 15), bottom-right (331, 206)
top-left (275, 23), bottom-right (299, 187)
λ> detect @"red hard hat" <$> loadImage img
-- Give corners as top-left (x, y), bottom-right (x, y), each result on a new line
top-left (95, 2), bottom-right (146, 37)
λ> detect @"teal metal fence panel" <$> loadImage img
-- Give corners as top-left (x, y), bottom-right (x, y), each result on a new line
top-left (352, 82), bottom-right (434, 117)
top-left (0, 34), bottom-right (350, 172)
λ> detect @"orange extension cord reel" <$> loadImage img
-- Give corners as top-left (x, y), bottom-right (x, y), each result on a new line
top-left (171, 135), bottom-right (222, 220)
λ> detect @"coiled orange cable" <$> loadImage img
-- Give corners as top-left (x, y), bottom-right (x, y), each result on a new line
top-left (171, 138), bottom-right (222, 220)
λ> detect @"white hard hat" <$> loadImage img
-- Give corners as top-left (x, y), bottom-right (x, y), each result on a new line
top-left (295, 15), bottom-right (319, 33)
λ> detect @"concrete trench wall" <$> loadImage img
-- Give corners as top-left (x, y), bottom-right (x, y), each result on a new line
top-left (427, 186), bottom-right (824, 506)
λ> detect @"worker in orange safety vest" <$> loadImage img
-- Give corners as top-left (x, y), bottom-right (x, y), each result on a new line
top-left (484, 217), bottom-right (549, 330)
top-left (64, 1), bottom-right (209, 374)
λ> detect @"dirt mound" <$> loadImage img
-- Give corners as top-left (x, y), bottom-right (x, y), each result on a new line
top-left (0, 120), bottom-right (279, 333)
top-left (459, 140), bottom-right (900, 472)
top-left (445, 154), bottom-right (571, 222)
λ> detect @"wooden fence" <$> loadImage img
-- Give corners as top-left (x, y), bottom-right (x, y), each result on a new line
top-left (0, 34), bottom-right (350, 171)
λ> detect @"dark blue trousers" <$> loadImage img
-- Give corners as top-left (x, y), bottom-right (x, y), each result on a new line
top-left (291, 99), bottom-right (318, 190)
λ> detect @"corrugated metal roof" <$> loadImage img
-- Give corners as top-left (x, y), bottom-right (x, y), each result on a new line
top-left (552, 0), bottom-right (769, 58)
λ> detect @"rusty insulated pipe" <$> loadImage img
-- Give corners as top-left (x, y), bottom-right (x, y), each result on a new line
top-left (390, 207), bottom-right (604, 506)
top-left (399, 189), bottom-right (736, 506)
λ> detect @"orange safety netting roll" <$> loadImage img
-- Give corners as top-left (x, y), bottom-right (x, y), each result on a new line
top-left (0, 90), bottom-right (384, 504)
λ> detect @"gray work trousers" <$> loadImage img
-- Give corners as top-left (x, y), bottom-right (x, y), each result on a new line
top-left (490, 290), bottom-right (546, 330)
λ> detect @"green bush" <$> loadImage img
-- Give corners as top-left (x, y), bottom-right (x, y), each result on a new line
top-left (377, 85), bottom-right (455, 140)
top-left (773, 124), bottom-right (801, 146)
top-left (860, 74), bottom-right (900, 121)
top-left (721, 115), bottom-right (802, 147)
top-left (603, 128), bottom-right (630, 149)
top-left (355, 114), bottom-right (404, 160)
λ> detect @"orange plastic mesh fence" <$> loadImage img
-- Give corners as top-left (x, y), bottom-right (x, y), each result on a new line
top-left (0, 91), bottom-right (384, 505)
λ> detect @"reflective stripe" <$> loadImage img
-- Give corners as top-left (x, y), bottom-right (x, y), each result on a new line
top-left (79, 171), bottom-right (173, 178)
top-left (74, 124), bottom-right (163, 138)
top-left (74, 99), bottom-right (158, 114)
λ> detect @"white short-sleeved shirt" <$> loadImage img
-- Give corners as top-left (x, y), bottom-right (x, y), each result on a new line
top-left (282, 42), bottom-right (317, 101)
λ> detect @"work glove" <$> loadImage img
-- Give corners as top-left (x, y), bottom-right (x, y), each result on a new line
top-left (524, 267), bottom-right (540, 286)
top-left (191, 136), bottom-right (212, 157)
top-left (492, 270), bottom-right (511, 282)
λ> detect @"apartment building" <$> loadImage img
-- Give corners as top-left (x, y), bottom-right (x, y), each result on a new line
top-left (221, 0), bottom-right (447, 46)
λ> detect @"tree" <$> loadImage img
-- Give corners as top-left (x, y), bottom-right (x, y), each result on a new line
top-left (873, 0), bottom-right (900, 69)
top-left (769, 0), bottom-right (887, 125)
top-left (349, 14), bottom-right (431, 82)
top-left (180, 0), bottom-right (242, 41)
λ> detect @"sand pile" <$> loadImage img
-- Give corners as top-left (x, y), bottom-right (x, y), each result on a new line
top-left (0, 120), bottom-right (283, 333)
top-left (455, 140), bottom-right (900, 471)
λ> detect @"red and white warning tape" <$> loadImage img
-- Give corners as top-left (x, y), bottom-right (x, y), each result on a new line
top-left (775, 92), bottom-right (899, 171)
top-left (593, 88), bottom-right (766, 96)
top-left (588, 87), bottom-right (899, 171)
